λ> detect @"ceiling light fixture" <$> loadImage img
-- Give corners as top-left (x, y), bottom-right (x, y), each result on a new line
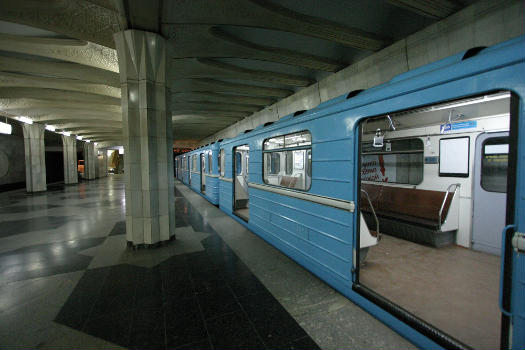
top-left (62, 131), bottom-right (71, 137)
top-left (76, 135), bottom-right (83, 140)
top-left (17, 116), bottom-right (33, 124)
top-left (0, 121), bottom-right (12, 135)
top-left (45, 125), bottom-right (56, 132)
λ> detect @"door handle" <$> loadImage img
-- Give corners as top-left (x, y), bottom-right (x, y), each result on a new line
top-left (499, 224), bottom-right (515, 317)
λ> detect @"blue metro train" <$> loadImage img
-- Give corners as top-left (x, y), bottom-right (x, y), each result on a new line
top-left (176, 36), bottom-right (525, 350)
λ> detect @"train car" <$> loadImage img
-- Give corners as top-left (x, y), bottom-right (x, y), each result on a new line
top-left (181, 154), bottom-right (190, 185)
top-left (184, 142), bottom-right (222, 205)
top-left (180, 36), bottom-right (525, 350)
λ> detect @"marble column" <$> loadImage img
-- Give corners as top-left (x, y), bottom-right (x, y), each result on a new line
top-left (61, 135), bottom-right (78, 184)
top-left (114, 29), bottom-right (175, 246)
top-left (98, 148), bottom-right (108, 178)
top-left (22, 123), bottom-right (46, 192)
top-left (83, 142), bottom-right (96, 180)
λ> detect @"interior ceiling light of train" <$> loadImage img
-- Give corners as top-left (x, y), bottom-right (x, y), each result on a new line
top-left (362, 91), bottom-right (511, 137)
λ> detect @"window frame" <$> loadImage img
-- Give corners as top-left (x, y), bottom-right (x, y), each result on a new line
top-left (361, 137), bottom-right (424, 185)
top-left (262, 130), bottom-right (312, 191)
top-left (481, 136), bottom-right (509, 193)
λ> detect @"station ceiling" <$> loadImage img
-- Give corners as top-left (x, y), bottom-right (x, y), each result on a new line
top-left (0, 0), bottom-right (477, 145)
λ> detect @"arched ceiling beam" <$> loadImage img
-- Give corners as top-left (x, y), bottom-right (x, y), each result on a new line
top-left (33, 113), bottom-right (121, 123)
top-left (172, 101), bottom-right (260, 113)
top-left (0, 99), bottom-right (120, 114)
top-left (0, 72), bottom-right (120, 98)
top-left (171, 109), bottom-right (249, 119)
top-left (55, 121), bottom-right (122, 129)
top-left (172, 92), bottom-right (274, 106)
top-left (162, 0), bottom-right (388, 51)
top-left (387, 0), bottom-right (461, 20)
top-left (0, 87), bottom-right (120, 105)
top-left (37, 118), bottom-right (120, 127)
top-left (171, 58), bottom-right (313, 87)
top-left (0, 0), bottom-right (122, 48)
top-left (171, 78), bottom-right (291, 98)
top-left (0, 56), bottom-right (120, 87)
top-left (0, 33), bottom-right (118, 72)
top-left (165, 25), bottom-right (344, 72)
top-left (78, 132), bottom-right (122, 138)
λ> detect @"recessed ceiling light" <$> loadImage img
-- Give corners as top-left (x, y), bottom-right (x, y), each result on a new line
top-left (0, 121), bottom-right (12, 135)
top-left (17, 116), bottom-right (33, 124)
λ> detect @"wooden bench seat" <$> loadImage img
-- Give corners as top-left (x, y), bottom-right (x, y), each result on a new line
top-left (280, 175), bottom-right (298, 188)
top-left (361, 183), bottom-right (456, 247)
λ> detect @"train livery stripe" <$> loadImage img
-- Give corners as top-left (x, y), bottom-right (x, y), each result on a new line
top-left (247, 182), bottom-right (355, 212)
top-left (206, 174), bottom-right (220, 178)
top-left (219, 177), bottom-right (233, 182)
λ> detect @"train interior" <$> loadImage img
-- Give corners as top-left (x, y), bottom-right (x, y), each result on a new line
top-left (234, 145), bottom-right (250, 221)
top-left (262, 131), bottom-right (313, 191)
top-left (357, 91), bottom-right (511, 350)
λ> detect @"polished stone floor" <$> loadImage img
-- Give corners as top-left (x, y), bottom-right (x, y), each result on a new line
top-left (0, 176), bottom-right (415, 349)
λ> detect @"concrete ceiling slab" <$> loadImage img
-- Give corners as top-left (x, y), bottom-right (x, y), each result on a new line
top-left (171, 79), bottom-right (292, 98)
top-left (0, 0), bottom-right (478, 141)
top-left (172, 92), bottom-right (274, 106)
top-left (171, 58), bottom-right (314, 87)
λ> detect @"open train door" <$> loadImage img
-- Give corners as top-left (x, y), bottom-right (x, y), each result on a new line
top-left (233, 145), bottom-right (250, 221)
top-left (354, 92), bottom-right (525, 350)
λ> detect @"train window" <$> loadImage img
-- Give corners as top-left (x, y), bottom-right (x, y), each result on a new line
top-left (219, 149), bottom-right (225, 176)
top-left (263, 131), bottom-right (312, 190)
top-left (265, 153), bottom-right (280, 174)
top-left (481, 137), bottom-right (509, 193)
top-left (361, 138), bottom-right (423, 185)
top-left (285, 151), bottom-right (293, 175)
top-left (235, 152), bottom-right (242, 176)
top-left (208, 152), bottom-right (212, 174)
top-left (192, 155), bottom-right (197, 171)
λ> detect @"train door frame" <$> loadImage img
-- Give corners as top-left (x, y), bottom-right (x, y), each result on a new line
top-left (233, 144), bottom-right (250, 222)
top-left (352, 91), bottom-right (519, 350)
top-left (200, 153), bottom-right (206, 194)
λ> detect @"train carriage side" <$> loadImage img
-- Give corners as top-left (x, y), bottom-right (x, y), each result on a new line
top-left (188, 149), bottom-right (200, 192)
top-left (180, 154), bottom-right (190, 185)
top-left (204, 142), bottom-right (221, 205)
top-left (214, 36), bottom-right (525, 350)
top-left (188, 143), bottom-right (221, 205)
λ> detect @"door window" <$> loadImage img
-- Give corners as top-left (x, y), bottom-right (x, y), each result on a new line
top-left (481, 137), bottom-right (509, 193)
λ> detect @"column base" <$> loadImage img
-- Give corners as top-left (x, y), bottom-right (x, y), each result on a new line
top-left (126, 234), bottom-right (176, 250)
top-left (26, 189), bottom-right (47, 194)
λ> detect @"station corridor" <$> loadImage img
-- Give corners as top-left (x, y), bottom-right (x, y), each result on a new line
top-left (0, 176), bottom-right (414, 349)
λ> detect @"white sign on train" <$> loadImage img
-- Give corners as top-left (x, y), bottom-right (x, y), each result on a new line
top-left (440, 120), bottom-right (477, 133)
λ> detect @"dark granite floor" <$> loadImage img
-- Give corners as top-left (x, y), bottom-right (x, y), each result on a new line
top-left (0, 176), bottom-right (415, 350)
top-left (52, 183), bottom-right (319, 349)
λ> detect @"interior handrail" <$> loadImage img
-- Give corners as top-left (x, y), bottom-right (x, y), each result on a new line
top-left (438, 183), bottom-right (461, 231)
top-left (361, 189), bottom-right (380, 238)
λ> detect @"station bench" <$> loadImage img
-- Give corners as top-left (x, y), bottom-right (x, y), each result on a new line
top-left (360, 183), bottom-right (456, 247)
